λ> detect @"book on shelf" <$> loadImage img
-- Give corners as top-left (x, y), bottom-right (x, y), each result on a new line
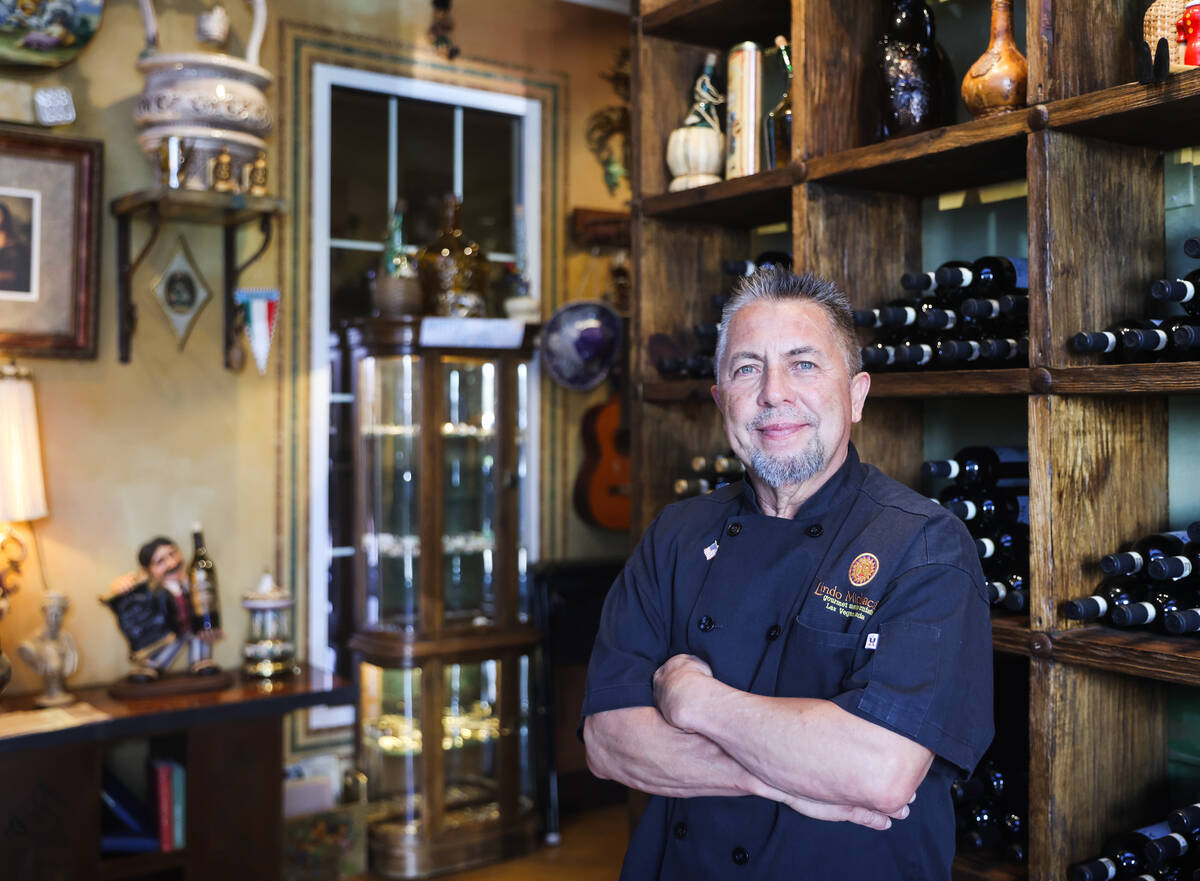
top-left (149, 759), bottom-right (175, 852)
top-left (171, 761), bottom-right (186, 850)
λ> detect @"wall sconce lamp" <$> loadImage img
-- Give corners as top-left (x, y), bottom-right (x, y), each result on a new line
top-left (0, 362), bottom-right (47, 618)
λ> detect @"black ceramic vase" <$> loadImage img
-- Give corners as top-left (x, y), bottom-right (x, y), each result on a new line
top-left (879, 0), bottom-right (952, 139)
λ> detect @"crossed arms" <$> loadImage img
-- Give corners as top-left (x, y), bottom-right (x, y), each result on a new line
top-left (583, 653), bottom-right (934, 830)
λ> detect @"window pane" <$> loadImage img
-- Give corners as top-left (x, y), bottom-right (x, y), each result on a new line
top-left (397, 97), bottom-right (455, 247)
top-left (329, 247), bottom-right (378, 322)
top-left (331, 87), bottom-right (390, 241)
top-left (461, 108), bottom-right (518, 256)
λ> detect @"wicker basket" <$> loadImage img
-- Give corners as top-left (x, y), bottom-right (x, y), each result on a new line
top-left (1145, 0), bottom-right (1189, 68)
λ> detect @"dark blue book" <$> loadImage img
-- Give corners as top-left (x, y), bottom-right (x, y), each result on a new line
top-left (100, 832), bottom-right (161, 854)
top-left (100, 767), bottom-right (151, 834)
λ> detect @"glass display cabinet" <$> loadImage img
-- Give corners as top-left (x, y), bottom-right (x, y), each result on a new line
top-left (341, 317), bottom-right (541, 878)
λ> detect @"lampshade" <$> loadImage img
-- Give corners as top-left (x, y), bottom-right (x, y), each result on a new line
top-left (0, 364), bottom-right (47, 523)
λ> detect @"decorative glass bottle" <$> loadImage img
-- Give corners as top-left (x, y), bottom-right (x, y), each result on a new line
top-left (665, 52), bottom-right (725, 192)
top-left (764, 36), bottom-right (792, 167)
top-left (416, 194), bottom-right (490, 317)
top-left (961, 0), bottom-right (1028, 119)
top-left (375, 200), bottom-right (422, 317)
top-left (879, 0), bottom-right (949, 139)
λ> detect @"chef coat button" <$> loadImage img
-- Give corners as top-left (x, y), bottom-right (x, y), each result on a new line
top-left (805, 524), bottom-right (823, 537)
top-left (698, 615), bottom-right (715, 633)
top-left (766, 624), bottom-right (781, 641)
top-left (732, 846), bottom-right (749, 866)
top-left (727, 522), bottom-right (742, 536)
top-left (673, 822), bottom-right (688, 839)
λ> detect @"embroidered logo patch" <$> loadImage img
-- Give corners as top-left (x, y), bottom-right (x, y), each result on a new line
top-left (848, 553), bottom-right (880, 587)
top-left (865, 633), bottom-right (879, 650)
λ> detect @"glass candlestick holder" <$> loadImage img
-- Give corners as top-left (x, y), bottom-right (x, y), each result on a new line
top-left (242, 571), bottom-right (299, 678)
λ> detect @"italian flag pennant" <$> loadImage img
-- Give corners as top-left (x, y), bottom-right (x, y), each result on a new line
top-left (235, 287), bottom-right (280, 375)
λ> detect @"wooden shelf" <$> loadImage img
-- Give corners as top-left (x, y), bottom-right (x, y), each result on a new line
top-left (990, 615), bottom-right (1032, 657)
top-left (99, 849), bottom-right (189, 881)
top-left (0, 663), bottom-right (351, 756)
top-left (1035, 363), bottom-right (1200, 394)
top-left (640, 0), bottom-right (789, 47)
top-left (805, 111), bottom-right (1030, 195)
top-left (952, 851), bottom-right (1027, 881)
top-left (110, 188), bottom-right (286, 227)
top-left (1047, 626), bottom-right (1200, 687)
top-left (642, 378), bottom-right (713, 404)
top-left (866, 369), bottom-right (1031, 397)
top-left (640, 166), bottom-right (796, 226)
top-left (1047, 67), bottom-right (1200, 150)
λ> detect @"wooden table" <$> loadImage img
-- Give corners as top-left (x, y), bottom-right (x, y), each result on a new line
top-left (0, 664), bottom-right (353, 881)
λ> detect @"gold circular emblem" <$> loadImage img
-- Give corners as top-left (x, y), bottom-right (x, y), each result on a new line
top-left (848, 553), bottom-right (880, 587)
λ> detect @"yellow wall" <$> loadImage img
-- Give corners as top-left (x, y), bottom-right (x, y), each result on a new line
top-left (0, 0), bottom-right (630, 697)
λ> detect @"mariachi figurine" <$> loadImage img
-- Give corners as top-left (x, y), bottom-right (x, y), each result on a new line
top-left (1178, 1), bottom-right (1200, 66)
top-left (101, 536), bottom-right (222, 682)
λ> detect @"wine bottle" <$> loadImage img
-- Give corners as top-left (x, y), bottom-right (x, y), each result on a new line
top-left (1191, 521), bottom-right (1200, 543)
top-left (722, 251), bottom-right (793, 276)
top-left (950, 764), bottom-right (1006, 804)
top-left (1067, 821), bottom-right (1173, 881)
top-left (861, 340), bottom-right (898, 370)
top-left (1073, 320), bottom-right (1167, 364)
top-left (1149, 268), bottom-right (1200, 317)
top-left (922, 445), bottom-right (1029, 488)
top-left (1100, 531), bottom-right (1189, 576)
top-left (1144, 826), bottom-right (1199, 868)
top-left (935, 332), bottom-right (985, 368)
top-left (879, 0), bottom-right (948, 139)
top-left (976, 522), bottom-right (1030, 560)
top-left (1064, 576), bottom-right (1148, 622)
top-left (960, 293), bottom-right (1029, 321)
top-left (900, 260), bottom-right (971, 292)
top-left (188, 522), bottom-right (221, 633)
top-left (1118, 319), bottom-right (1194, 363)
top-left (764, 35), bottom-right (792, 169)
top-left (978, 334), bottom-right (1028, 364)
top-left (1184, 235), bottom-right (1200, 259)
top-left (939, 487), bottom-right (1029, 529)
top-left (1169, 802), bottom-right (1200, 835)
top-left (1147, 540), bottom-right (1200, 582)
top-left (674, 477), bottom-right (712, 497)
top-left (1110, 581), bottom-right (1198, 630)
top-left (853, 308), bottom-right (885, 329)
top-left (1001, 573), bottom-right (1030, 611)
top-left (936, 256), bottom-right (1029, 296)
top-left (694, 322), bottom-right (718, 354)
top-left (1172, 323), bottom-right (1200, 353)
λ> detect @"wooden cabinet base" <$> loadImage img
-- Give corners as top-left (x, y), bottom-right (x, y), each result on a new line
top-left (368, 811), bottom-right (539, 879)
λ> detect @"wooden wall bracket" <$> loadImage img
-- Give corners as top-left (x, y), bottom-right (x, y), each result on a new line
top-left (110, 189), bottom-right (287, 368)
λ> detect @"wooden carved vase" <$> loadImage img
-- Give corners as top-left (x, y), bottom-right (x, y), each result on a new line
top-left (961, 0), bottom-right (1027, 119)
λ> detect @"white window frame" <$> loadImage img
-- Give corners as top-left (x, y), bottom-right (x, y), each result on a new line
top-left (308, 64), bottom-right (542, 729)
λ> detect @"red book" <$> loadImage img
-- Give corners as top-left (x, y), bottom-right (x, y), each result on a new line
top-left (150, 760), bottom-right (174, 852)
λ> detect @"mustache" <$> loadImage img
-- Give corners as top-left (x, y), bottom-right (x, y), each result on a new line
top-left (748, 406), bottom-right (818, 430)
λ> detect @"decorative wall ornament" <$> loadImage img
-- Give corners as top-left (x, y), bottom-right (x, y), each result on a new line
top-left (585, 47), bottom-right (630, 195)
top-left (235, 286), bottom-right (279, 374)
top-left (429, 0), bottom-right (459, 60)
top-left (0, 0), bottom-right (104, 69)
top-left (153, 236), bottom-right (212, 348)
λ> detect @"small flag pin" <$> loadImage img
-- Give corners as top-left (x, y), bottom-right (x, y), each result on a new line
top-left (703, 540), bottom-right (719, 561)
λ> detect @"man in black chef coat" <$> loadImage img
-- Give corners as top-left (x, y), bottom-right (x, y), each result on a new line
top-left (581, 267), bottom-right (994, 880)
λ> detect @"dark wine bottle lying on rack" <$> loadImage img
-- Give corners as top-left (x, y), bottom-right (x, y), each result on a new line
top-left (1101, 531), bottom-right (1189, 576)
top-left (1147, 540), bottom-right (1200, 582)
top-left (1063, 576), bottom-right (1148, 622)
top-left (936, 256), bottom-right (1029, 297)
top-left (960, 293), bottom-right (1029, 321)
top-left (1067, 820), bottom-right (1173, 881)
top-left (1150, 268), bottom-right (1200, 317)
top-left (901, 260), bottom-right (971, 292)
top-left (1072, 320), bottom-right (1169, 364)
top-left (722, 251), bottom-right (793, 276)
top-left (1110, 581), bottom-right (1200, 630)
top-left (922, 445), bottom-right (1028, 488)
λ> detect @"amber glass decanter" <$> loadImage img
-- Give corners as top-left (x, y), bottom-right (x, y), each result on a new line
top-left (416, 194), bottom-right (490, 317)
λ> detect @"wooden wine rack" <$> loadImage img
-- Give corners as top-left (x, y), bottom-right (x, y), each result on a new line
top-left (629, 1), bottom-right (1199, 878)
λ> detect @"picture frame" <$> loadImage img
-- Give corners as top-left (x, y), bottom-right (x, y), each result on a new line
top-left (0, 125), bottom-right (102, 359)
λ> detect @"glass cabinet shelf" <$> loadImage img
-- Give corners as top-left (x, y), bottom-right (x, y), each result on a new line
top-left (338, 317), bottom-right (540, 879)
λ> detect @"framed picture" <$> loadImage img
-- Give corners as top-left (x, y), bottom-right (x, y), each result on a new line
top-left (0, 125), bottom-right (102, 359)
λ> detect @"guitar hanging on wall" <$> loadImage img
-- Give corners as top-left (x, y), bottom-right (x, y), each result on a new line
top-left (541, 258), bottom-right (632, 532)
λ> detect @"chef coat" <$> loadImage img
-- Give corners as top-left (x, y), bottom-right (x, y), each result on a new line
top-left (581, 444), bottom-right (994, 880)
